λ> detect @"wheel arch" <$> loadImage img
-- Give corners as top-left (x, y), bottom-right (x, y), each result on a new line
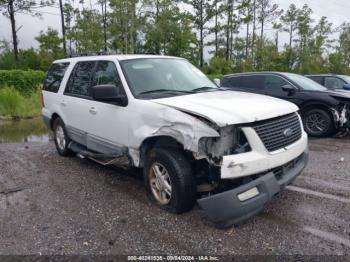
top-left (50, 113), bottom-right (62, 130)
top-left (300, 102), bottom-right (334, 117)
top-left (138, 136), bottom-right (186, 167)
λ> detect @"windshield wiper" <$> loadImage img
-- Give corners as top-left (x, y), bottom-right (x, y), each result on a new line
top-left (192, 86), bottom-right (227, 92)
top-left (138, 89), bottom-right (194, 95)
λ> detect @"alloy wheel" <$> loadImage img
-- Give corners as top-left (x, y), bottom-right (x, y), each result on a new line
top-left (149, 162), bottom-right (172, 205)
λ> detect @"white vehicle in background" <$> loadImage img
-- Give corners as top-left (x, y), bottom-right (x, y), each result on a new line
top-left (42, 54), bottom-right (308, 228)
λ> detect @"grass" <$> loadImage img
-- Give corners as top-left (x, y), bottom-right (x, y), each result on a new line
top-left (0, 86), bottom-right (42, 119)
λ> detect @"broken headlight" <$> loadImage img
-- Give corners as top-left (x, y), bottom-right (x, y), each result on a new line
top-left (198, 126), bottom-right (251, 165)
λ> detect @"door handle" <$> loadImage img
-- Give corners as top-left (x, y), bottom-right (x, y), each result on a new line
top-left (89, 107), bottom-right (97, 114)
top-left (61, 100), bottom-right (67, 106)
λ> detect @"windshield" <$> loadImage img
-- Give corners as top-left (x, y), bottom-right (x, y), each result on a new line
top-left (284, 73), bottom-right (327, 91)
top-left (340, 75), bottom-right (350, 83)
top-left (120, 58), bottom-right (218, 98)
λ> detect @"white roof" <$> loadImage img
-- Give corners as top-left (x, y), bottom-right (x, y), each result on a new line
top-left (54, 54), bottom-right (180, 63)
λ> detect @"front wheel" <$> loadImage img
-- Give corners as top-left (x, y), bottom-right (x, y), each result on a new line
top-left (143, 148), bottom-right (196, 213)
top-left (302, 108), bottom-right (335, 137)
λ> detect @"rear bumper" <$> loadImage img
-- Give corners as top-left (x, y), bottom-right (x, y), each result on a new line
top-left (198, 150), bottom-right (308, 228)
top-left (42, 115), bottom-right (51, 129)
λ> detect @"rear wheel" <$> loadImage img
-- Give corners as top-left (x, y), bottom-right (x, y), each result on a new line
top-left (303, 108), bottom-right (335, 137)
top-left (53, 118), bottom-right (72, 156)
top-left (143, 148), bottom-right (196, 213)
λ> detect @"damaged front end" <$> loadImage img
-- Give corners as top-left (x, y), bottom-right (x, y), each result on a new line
top-left (331, 104), bottom-right (350, 132)
top-left (197, 151), bottom-right (308, 228)
top-left (196, 125), bottom-right (251, 166)
top-left (190, 115), bottom-right (309, 228)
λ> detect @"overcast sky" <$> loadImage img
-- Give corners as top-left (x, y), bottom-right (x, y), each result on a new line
top-left (0, 0), bottom-right (349, 53)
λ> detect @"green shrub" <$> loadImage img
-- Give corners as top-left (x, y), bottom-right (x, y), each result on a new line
top-left (0, 70), bottom-right (46, 96)
top-left (207, 74), bottom-right (224, 80)
top-left (0, 87), bottom-right (22, 116)
top-left (17, 88), bottom-right (42, 117)
top-left (0, 86), bottom-right (42, 118)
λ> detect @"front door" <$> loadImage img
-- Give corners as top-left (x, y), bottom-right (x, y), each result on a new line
top-left (264, 74), bottom-right (299, 104)
top-left (85, 60), bottom-right (130, 155)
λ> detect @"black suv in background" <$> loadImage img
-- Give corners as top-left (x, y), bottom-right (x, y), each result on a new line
top-left (221, 72), bottom-right (350, 137)
top-left (305, 74), bottom-right (350, 91)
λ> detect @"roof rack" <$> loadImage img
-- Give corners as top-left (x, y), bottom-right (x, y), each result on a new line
top-left (65, 51), bottom-right (116, 58)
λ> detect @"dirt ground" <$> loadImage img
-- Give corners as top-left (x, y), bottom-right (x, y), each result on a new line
top-left (0, 136), bottom-right (350, 255)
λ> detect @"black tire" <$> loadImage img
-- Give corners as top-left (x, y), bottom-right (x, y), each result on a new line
top-left (53, 118), bottom-right (73, 156)
top-left (302, 108), bottom-right (336, 137)
top-left (143, 147), bottom-right (196, 214)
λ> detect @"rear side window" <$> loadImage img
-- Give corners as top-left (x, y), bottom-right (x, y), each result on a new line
top-left (222, 76), bottom-right (241, 88)
top-left (308, 76), bottom-right (323, 85)
top-left (241, 75), bottom-right (264, 90)
top-left (65, 61), bottom-right (96, 96)
top-left (43, 62), bottom-right (69, 93)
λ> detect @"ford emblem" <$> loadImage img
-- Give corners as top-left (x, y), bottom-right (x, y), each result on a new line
top-left (283, 128), bottom-right (294, 137)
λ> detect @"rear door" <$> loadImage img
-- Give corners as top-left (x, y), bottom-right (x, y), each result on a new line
top-left (61, 61), bottom-right (97, 146)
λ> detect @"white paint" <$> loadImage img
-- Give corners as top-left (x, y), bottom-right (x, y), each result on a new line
top-left (153, 90), bottom-right (298, 127)
top-left (43, 55), bottom-right (307, 181)
top-left (221, 127), bottom-right (307, 178)
top-left (286, 185), bottom-right (350, 204)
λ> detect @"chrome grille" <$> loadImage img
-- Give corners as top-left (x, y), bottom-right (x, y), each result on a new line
top-left (253, 113), bottom-right (302, 152)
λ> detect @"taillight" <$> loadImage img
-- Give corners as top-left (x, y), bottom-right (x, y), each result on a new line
top-left (40, 91), bottom-right (45, 107)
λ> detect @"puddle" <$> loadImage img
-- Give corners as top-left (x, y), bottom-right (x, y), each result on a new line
top-left (0, 117), bottom-right (51, 143)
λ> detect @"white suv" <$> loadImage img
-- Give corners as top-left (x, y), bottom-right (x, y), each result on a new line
top-left (42, 55), bottom-right (308, 228)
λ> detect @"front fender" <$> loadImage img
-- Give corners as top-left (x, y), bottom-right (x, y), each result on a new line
top-left (127, 102), bottom-right (219, 166)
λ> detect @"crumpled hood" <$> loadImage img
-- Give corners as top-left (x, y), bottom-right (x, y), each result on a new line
top-left (152, 91), bottom-right (298, 127)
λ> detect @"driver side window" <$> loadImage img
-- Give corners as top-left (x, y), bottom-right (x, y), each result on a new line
top-left (92, 61), bottom-right (126, 96)
top-left (265, 75), bottom-right (288, 90)
top-left (324, 77), bottom-right (345, 89)
top-left (264, 75), bottom-right (290, 96)
top-left (93, 61), bottom-right (122, 87)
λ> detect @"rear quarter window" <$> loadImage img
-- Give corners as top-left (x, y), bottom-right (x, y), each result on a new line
top-left (307, 76), bottom-right (323, 85)
top-left (43, 62), bottom-right (70, 93)
top-left (222, 76), bottom-right (241, 88)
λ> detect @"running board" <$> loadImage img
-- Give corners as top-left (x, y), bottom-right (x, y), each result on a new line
top-left (68, 141), bottom-right (130, 168)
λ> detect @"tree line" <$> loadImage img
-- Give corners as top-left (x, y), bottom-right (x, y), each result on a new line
top-left (1, 0), bottom-right (350, 76)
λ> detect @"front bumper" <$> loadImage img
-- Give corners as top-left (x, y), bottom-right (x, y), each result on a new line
top-left (198, 150), bottom-right (308, 228)
top-left (221, 127), bottom-right (308, 179)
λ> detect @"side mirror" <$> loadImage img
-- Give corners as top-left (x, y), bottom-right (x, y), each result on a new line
top-left (343, 83), bottom-right (350, 90)
top-left (213, 78), bottom-right (221, 87)
top-left (89, 84), bottom-right (127, 106)
top-left (282, 84), bottom-right (296, 95)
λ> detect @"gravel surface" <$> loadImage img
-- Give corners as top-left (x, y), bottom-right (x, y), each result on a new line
top-left (0, 137), bottom-right (349, 255)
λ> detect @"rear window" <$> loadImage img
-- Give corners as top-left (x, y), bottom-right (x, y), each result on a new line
top-left (43, 62), bottom-right (70, 93)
